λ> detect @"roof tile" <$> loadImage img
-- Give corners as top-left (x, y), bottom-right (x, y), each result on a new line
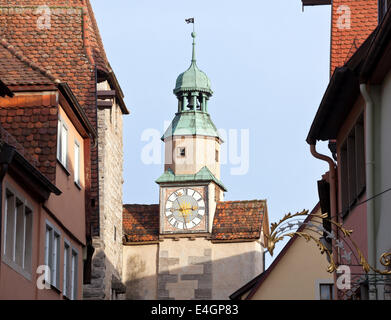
top-left (123, 200), bottom-right (266, 243)
top-left (211, 200), bottom-right (266, 241)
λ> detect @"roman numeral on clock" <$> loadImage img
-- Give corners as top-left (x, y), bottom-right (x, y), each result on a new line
top-left (196, 214), bottom-right (204, 220)
top-left (166, 213), bottom-right (173, 220)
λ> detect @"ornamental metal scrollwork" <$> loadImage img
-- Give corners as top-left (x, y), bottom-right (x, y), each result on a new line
top-left (266, 210), bottom-right (391, 275)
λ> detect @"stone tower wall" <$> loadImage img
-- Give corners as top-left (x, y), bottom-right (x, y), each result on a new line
top-left (83, 80), bottom-right (125, 300)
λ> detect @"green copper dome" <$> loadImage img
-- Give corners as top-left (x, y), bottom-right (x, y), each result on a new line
top-left (161, 111), bottom-right (222, 141)
top-left (174, 32), bottom-right (213, 95)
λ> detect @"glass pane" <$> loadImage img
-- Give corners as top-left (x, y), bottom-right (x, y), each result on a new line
top-left (71, 253), bottom-right (76, 300)
top-left (52, 234), bottom-right (60, 287)
top-left (24, 208), bottom-right (33, 273)
top-left (74, 143), bottom-right (80, 184)
top-left (320, 284), bottom-right (332, 300)
top-left (61, 125), bottom-right (68, 167)
top-left (63, 244), bottom-right (69, 297)
top-left (44, 227), bottom-right (52, 284)
top-left (14, 200), bottom-right (24, 267)
top-left (57, 119), bottom-right (61, 160)
top-left (4, 192), bottom-right (15, 259)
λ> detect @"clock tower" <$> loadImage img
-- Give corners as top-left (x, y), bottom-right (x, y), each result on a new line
top-left (122, 28), bottom-right (267, 301)
top-left (156, 31), bottom-right (226, 236)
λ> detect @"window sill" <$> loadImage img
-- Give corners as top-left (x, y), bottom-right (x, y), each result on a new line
top-left (51, 283), bottom-right (62, 295)
top-left (1, 255), bottom-right (32, 281)
top-left (57, 159), bottom-right (70, 177)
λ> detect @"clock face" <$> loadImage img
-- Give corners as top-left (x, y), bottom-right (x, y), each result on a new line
top-left (165, 188), bottom-right (206, 231)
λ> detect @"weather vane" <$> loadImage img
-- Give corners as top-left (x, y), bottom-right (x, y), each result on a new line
top-left (185, 17), bottom-right (195, 33)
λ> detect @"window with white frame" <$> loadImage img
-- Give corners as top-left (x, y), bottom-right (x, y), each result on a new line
top-left (319, 283), bottom-right (334, 300)
top-left (63, 239), bottom-right (78, 300)
top-left (2, 187), bottom-right (33, 277)
top-left (70, 248), bottom-right (78, 300)
top-left (63, 241), bottom-right (70, 298)
top-left (57, 117), bottom-right (68, 169)
top-left (74, 141), bottom-right (80, 186)
top-left (44, 222), bottom-right (61, 289)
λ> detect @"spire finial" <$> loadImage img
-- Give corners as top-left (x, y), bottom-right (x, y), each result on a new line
top-left (185, 18), bottom-right (196, 63)
top-left (191, 31), bottom-right (196, 63)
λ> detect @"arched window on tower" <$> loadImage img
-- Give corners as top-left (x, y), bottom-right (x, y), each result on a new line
top-left (186, 93), bottom-right (193, 110)
top-left (196, 95), bottom-right (202, 111)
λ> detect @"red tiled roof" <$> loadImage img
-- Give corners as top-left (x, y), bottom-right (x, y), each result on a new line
top-left (331, 0), bottom-right (378, 74)
top-left (0, 39), bottom-right (58, 86)
top-left (0, 39), bottom-right (59, 182)
top-left (0, 0), bottom-right (125, 235)
top-left (123, 205), bottom-right (160, 243)
top-left (211, 200), bottom-right (266, 241)
top-left (0, 1), bottom-right (97, 116)
top-left (0, 96), bottom-right (58, 183)
top-left (123, 200), bottom-right (267, 243)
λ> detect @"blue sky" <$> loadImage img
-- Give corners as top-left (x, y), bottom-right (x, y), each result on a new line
top-left (91, 0), bottom-right (332, 267)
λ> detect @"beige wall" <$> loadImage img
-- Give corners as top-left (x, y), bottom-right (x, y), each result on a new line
top-left (165, 136), bottom-right (221, 179)
top-left (46, 105), bottom-right (86, 245)
top-left (207, 182), bottom-right (224, 233)
top-left (123, 244), bottom-right (158, 300)
top-left (249, 213), bottom-right (333, 300)
top-left (122, 237), bottom-right (263, 300)
top-left (212, 241), bottom-right (263, 300)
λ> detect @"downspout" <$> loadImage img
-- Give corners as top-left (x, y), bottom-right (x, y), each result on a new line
top-left (310, 143), bottom-right (338, 299)
top-left (360, 83), bottom-right (376, 299)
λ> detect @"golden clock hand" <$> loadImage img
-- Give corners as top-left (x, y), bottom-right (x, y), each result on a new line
top-left (182, 213), bottom-right (187, 229)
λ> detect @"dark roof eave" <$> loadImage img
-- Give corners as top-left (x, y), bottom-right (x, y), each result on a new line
top-left (360, 8), bottom-right (391, 83)
top-left (306, 26), bottom-right (376, 145)
top-left (302, 0), bottom-right (331, 6)
top-left (229, 272), bottom-right (266, 300)
top-left (306, 67), bottom-right (360, 144)
top-left (97, 67), bottom-right (129, 115)
top-left (1, 143), bottom-right (61, 198)
top-left (58, 83), bottom-right (97, 140)
top-left (0, 80), bottom-right (13, 97)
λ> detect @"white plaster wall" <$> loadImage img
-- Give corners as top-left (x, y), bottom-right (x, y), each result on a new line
top-left (376, 72), bottom-right (391, 274)
top-left (164, 136), bottom-right (221, 178)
